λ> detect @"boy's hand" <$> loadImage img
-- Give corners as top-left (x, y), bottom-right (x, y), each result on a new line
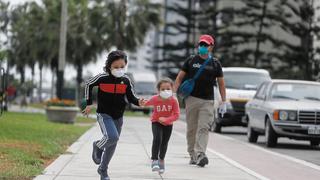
top-left (82, 105), bottom-right (92, 117)
top-left (139, 98), bottom-right (147, 107)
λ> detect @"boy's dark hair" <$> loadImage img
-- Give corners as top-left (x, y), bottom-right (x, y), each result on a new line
top-left (103, 50), bottom-right (128, 73)
top-left (156, 77), bottom-right (174, 90)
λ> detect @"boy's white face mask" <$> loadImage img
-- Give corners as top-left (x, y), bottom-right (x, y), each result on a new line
top-left (160, 90), bottom-right (173, 99)
top-left (111, 68), bottom-right (126, 78)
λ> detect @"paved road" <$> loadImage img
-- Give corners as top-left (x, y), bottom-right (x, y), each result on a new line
top-left (173, 121), bottom-right (320, 180)
top-left (216, 126), bottom-right (320, 166)
top-left (179, 110), bottom-right (320, 179)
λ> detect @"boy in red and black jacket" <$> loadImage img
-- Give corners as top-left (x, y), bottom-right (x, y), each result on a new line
top-left (83, 50), bottom-right (144, 180)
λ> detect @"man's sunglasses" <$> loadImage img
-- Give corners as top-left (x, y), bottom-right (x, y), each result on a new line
top-left (198, 42), bottom-right (210, 47)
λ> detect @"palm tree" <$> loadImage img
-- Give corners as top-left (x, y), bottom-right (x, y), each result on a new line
top-left (41, 0), bottom-right (62, 98)
top-left (8, 2), bottom-right (52, 101)
top-left (91, 0), bottom-right (161, 51)
top-left (27, 2), bottom-right (53, 102)
top-left (0, 0), bottom-right (10, 93)
top-left (8, 3), bottom-right (31, 84)
top-left (65, 0), bottom-right (161, 104)
top-left (0, 1), bottom-right (10, 54)
top-left (66, 0), bottom-right (106, 104)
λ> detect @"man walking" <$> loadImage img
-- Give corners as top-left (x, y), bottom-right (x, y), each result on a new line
top-left (174, 34), bottom-right (226, 167)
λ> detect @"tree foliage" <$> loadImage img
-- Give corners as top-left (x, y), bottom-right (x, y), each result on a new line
top-left (157, 0), bottom-right (197, 78)
top-left (156, 0), bottom-right (320, 80)
top-left (4, 0), bottom-right (161, 101)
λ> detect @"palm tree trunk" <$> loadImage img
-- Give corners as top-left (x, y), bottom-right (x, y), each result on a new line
top-left (116, 0), bottom-right (127, 50)
top-left (51, 67), bottom-right (55, 99)
top-left (76, 63), bottom-right (83, 106)
top-left (18, 67), bottom-right (25, 84)
top-left (4, 56), bottom-right (10, 111)
top-left (56, 68), bottom-right (64, 99)
top-left (30, 65), bottom-right (35, 103)
top-left (38, 63), bottom-right (43, 102)
top-left (254, 0), bottom-right (267, 67)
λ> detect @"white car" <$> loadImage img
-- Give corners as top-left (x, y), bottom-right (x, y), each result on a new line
top-left (246, 80), bottom-right (320, 147)
top-left (126, 72), bottom-right (157, 114)
top-left (211, 67), bottom-right (271, 133)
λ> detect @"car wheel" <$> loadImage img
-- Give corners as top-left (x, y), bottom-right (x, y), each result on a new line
top-left (211, 120), bottom-right (221, 133)
top-left (265, 119), bottom-right (277, 147)
top-left (247, 120), bottom-right (258, 143)
top-left (310, 140), bottom-right (320, 147)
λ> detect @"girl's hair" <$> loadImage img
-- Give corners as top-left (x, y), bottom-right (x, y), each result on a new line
top-left (156, 77), bottom-right (174, 90)
top-left (103, 50), bottom-right (128, 73)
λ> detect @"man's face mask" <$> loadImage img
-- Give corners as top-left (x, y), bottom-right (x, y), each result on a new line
top-left (111, 68), bottom-right (126, 78)
top-left (198, 42), bottom-right (209, 55)
top-left (198, 46), bottom-right (208, 55)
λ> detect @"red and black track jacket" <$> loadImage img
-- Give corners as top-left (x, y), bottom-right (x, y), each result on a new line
top-left (85, 73), bottom-right (139, 119)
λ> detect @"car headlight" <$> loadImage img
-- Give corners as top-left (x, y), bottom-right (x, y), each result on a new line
top-left (288, 111), bottom-right (297, 120)
top-left (279, 111), bottom-right (288, 120)
top-left (276, 110), bottom-right (297, 121)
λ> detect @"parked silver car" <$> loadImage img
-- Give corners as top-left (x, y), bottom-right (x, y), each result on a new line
top-left (245, 80), bottom-right (320, 147)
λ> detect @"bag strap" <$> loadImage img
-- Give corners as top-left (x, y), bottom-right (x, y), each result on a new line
top-left (193, 55), bottom-right (212, 80)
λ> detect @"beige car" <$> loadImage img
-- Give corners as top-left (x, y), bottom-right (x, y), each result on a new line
top-left (211, 67), bottom-right (271, 133)
top-left (246, 80), bottom-right (320, 147)
top-left (126, 72), bottom-right (156, 114)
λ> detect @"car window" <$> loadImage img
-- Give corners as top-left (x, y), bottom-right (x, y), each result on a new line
top-left (270, 83), bottom-right (320, 101)
top-left (134, 82), bottom-right (156, 95)
top-left (263, 82), bottom-right (272, 99)
top-left (255, 83), bottom-right (267, 100)
top-left (223, 71), bottom-right (270, 90)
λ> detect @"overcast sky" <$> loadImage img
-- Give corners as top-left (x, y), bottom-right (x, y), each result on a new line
top-left (5, 0), bottom-right (39, 6)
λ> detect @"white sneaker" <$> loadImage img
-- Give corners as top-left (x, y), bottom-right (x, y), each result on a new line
top-left (159, 160), bottom-right (165, 174)
top-left (151, 160), bottom-right (160, 172)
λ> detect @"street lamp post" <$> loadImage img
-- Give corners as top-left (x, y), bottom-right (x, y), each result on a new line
top-left (57, 0), bottom-right (68, 99)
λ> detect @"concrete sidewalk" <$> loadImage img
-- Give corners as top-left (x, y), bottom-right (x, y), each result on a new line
top-left (34, 116), bottom-right (257, 180)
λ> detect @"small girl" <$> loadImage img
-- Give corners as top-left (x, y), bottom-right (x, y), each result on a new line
top-left (83, 50), bottom-right (143, 180)
top-left (143, 78), bottom-right (180, 174)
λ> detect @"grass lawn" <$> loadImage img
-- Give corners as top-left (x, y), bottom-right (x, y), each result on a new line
top-left (28, 103), bottom-right (149, 118)
top-left (76, 115), bottom-right (96, 124)
top-left (0, 112), bottom-right (95, 180)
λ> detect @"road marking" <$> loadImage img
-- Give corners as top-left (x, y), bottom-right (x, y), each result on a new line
top-left (173, 130), bottom-right (269, 180)
top-left (214, 133), bottom-right (320, 171)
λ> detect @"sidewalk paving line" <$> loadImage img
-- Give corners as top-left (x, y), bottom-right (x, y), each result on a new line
top-left (173, 129), bottom-right (269, 180)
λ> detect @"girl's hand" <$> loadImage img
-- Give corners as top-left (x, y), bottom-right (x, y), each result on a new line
top-left (82, 105), bottom-right (92, 117)
top-left (159, 117), bottom-right (166, 125)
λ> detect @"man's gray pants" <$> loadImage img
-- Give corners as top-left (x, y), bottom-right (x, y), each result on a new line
top-left (185, 96), bottom-right (214, 157)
